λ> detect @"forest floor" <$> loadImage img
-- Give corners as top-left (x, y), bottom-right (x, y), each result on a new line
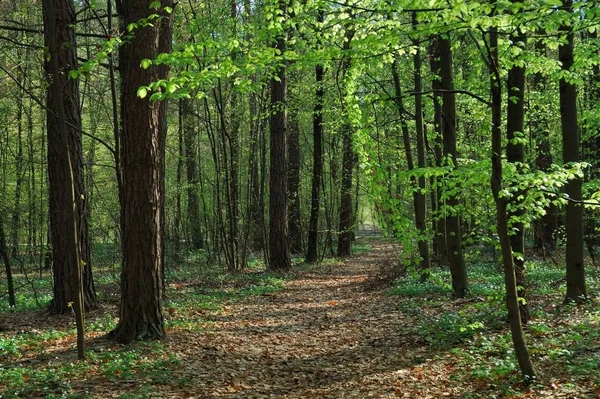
top-left (1, 238), bottom-right (600, 398)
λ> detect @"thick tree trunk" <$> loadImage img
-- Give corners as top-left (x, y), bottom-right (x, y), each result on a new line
top-left (489, 25), bottom-right (536, 380)
top-left (43, 0), bottom-right (96, 314)
top-left (438, 36), bottom-right (468, 297)
top-left (559, 0), bottom-right (587, 303)
top-left (506, 16), bottom-right (530, 322)
top-left (268, 0), bottom-right (291, 270)
top-left (43, 0), bottom-right (86, 358)
top-left (109, 0), bottom-right (174, 343)
top-left (306, 60), bottom-right (325, 263)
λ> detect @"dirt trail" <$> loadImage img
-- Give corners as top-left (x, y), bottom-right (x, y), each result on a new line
top-left (161, 240), bottom-right (425, 398)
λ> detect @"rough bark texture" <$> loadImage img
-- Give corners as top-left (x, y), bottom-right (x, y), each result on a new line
top-left (506, 18), bottom-right (529, 322)
top-left (489, 26), bottom-right (536, 380)
top-left (559, 0), bottom-right (587, 303)
top-left (438, 36), bottom-right (468, 297)
top-left (43, 0), bottom-right (96, 314)
top-left (109, 0), bottom-right (174, 343)
top-left (268, 3), bottom-right (291, 271)
top-left (306, 60), bottom-right (325, 263)
top-left (43, 0), bottom-right (86, 359)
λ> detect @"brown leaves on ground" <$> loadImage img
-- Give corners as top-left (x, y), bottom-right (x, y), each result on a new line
top-left (1, 240), bottom-right (597, 398)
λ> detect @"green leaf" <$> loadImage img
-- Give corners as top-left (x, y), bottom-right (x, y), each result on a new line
top-left (137, 87), bottom-right (148, 99)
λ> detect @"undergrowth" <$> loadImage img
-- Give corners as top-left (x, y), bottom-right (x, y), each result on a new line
top-left (388, 254), bottom-right (600, 395)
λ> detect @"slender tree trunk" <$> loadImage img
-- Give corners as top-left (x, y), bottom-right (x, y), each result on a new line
top-left (182, 100), bottom-right (204, 250)
top-left (412, 17), bottom-right (431, 279)
top-left (559, 0), bottom-right (587, 303)
top-left (43, 0), bottom-right (85, 358)
top-left (288, 104), bottom-right (303, 255)
top-left (438, 35), bottom-right (468, 297)
top-left (506, 13), bottom-right (530, 322)
top-left (428, 38), bottom-right (447, 264)
top-left (489, 24), bottom-right (536, 380)
top-left (109, 0), bottom-right (174, 343)
top-left (268, 0), bottom-right (291, 270)
top-left (337, 27), bottom-right (355, 258)
top-left (306, 59), bottom-right (325, 263)
top-left (531, 40), bottom-right (557, 254)
top-left (0, 217), bottom-right (16, 308)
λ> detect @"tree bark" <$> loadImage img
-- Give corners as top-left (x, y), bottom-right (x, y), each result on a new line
top-left (0, 217), bottom-right (16, 308)
top-left (109, 0), bottom-right (174, 343)
top-left (506, 13), bottom-right (530, 322)
top-left (438, 35), bottom-right (468, 297)
top-left (43, 0), bottom-right (86, 358)
top-left (489, 23), bottom-right (536, 381)
top-left (306, 59), bottom-right (325, 263)
top-left (268, 0), bottom-right (291, 270)
top-left (287, 104), bottom-right (303, 255)
top-left (428, 38), bottom-right (447, 263)
top-left (43, 0), bottom-right (96, 314)
top-left (559, 0), bottom-right (587, 303)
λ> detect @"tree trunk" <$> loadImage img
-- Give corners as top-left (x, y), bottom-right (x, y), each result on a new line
top-left (0, 217), bottom-right (16, 308)
top-left (531, 40), bottom-right (557, 254)
top-left (306, 59), bottom-right (325, 263)
top-left (489, 24), bottom-right (536, 380)
top-left (412, 16), bottom-right (431, 279)
top-left (43, 0), bottom-right (96, 314)
top-left (109, 0), bottom-right (174, 343)
top-left (506, 14), bottom-right (530, 322)
top-left (337, 27), bottom-right (355, 258)
top-left (43, 0), bottom-right (86, 358)
top-left (182, 100), bottom-right (204, 250)
top-left (438, 35), bottom-right (468, 297)
top-left (559, 0), bottom-right (587, 303)
top-left (428, 39), bottom-right (447, 263)
top-left (287, 104), bottom-right (303, 255)
top-left (268, 0), bottom-right (291, 270)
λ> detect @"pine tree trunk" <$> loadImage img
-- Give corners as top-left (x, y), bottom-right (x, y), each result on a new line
top-left (109, 0), bottom-right (174, 343)
top-left (43, 0), bottom-right (96, 314)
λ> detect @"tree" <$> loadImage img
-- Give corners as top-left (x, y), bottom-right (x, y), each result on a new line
top-left (109, 0), bottom-right (174, 343)
top-left (42, 0), bottom-right (96, 315)
top-left (438, 35), bottom-right (468, 297)
top-left (42, 0), bottom-right (86, 358)
top-left (268, 0), bottom-right (291, 271)
top-left (488, 18), bottom-right (536, 380)
top-left (559, 0), bottom-right (587, 303)
top-left (506, 4), bottom-right (529, 322)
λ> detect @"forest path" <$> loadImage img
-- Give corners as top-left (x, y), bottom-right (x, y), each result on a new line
top-left (160, 239), bottom-right (428, 398)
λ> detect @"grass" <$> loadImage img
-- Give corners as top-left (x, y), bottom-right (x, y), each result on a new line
top-left (388, 251), bottom-right (600, 395)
